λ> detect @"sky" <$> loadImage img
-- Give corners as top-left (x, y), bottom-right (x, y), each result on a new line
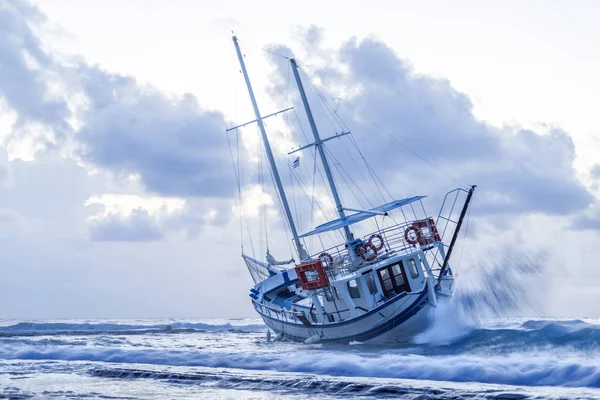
top-left (0, 0), bottom-right (599, 319)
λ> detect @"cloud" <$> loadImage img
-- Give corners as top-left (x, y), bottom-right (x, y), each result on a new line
top-left (0, 2), bottom-right (236, 199)
top-left (74, 65), bottom-right (235, 198)
top-left (0, 145), bottom-right (10, 185)
top-left (269, 36), bottom-right (594, 219)
top-left (0, 152), bottom-right (98, 224)
top-left (0, 147), bottom-right (254, 319)
top-left (87, 196), bottom-right (234, 242)
top-left (0, 0), bottom-right (70, 139)
top-left (592, 164), bottom-right (600, 180)
top-left (89, 208), bottom-right (164, 242)
top-left (0, 1), bottom-right (598, 320)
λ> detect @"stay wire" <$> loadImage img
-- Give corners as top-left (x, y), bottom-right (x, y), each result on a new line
top-left (238, 38), bottom-right (291, 60)
top-left (300, 63), bottom-right (470, 191)
top-left (360, 115), bottom-right (471, 190)
top-left (228, 59), bottom-right (255, 258)
top-left (325, 146), bottom-right (372, 208)
top-left (300, 66), bottom-right (392, 202)
top-left (302, 75), bottom-right (385, 206)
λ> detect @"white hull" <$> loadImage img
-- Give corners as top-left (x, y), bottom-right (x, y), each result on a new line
top-left (260, 284), bottom-right (435, 345)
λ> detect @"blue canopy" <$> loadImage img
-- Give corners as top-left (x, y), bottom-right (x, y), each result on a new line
top-left (298, 195), bottom-right (426, 238)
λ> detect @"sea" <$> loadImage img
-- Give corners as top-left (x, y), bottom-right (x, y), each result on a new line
top-left (1, 315), bottom-right (599, 399)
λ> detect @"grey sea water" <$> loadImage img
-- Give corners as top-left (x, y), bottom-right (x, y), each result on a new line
top-left (1, 317), bottom-right (599, 399)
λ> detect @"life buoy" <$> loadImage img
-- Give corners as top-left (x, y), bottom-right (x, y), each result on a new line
top-left (359, 242), bottom-right (378, 262)
top-left (404, 225), bottom-right (421, 245)
top-left (368, 234), bottom-right (384, 251)
top-left (318, 252), bottom-right (334, 267)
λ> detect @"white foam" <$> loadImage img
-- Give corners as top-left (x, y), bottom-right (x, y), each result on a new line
top-left (1, 345), bottom-right (599, 388)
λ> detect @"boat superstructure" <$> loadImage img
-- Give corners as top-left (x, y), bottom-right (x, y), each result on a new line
top-left (229, 36), bottom-right (476, 344)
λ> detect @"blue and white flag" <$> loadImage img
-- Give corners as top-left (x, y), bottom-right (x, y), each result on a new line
top-left (291, 156), bottom-right (300, 168)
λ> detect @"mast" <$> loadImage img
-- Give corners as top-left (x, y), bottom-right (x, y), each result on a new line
top-left (233, 36), bottom-right (307, 260)
top-left (290, 59), bottom-right (353, 242)
top-left (437, 185), bottom-right (476, 286)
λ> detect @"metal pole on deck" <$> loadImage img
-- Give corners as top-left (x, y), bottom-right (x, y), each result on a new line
top-left (437, 185), bottom-right (476, 286)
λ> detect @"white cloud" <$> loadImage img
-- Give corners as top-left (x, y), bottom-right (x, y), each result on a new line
top-left (89, 208), bottom-right (164, 242)
top-left (0, 2), bottom-right (599, 319)
top-left (268, 35), bottom-right (595, 219)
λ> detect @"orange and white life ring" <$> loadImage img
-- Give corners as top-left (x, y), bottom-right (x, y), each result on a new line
top-left (359, 242), bottom-right (378, 262)
top-left (404, 225), bottom-right (421, 245)
top-left (368, 234), bottom-right (385, 251)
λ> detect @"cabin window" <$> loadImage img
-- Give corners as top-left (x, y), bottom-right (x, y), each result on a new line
top-left (408, 259), bottom-right (419, 278)
top-left (334, 287), bottom-right (343, 300)
top-left (377, 262), bottom-right (411, 298)
top-left (366, 274), bottom-right (378, 294)
top-left (310, 313), bottom-right (317, 323)
top-left (324, 289), bottom-right (333, 302)
top-left (327, 314), bottom-right (335, 322)
top-left (391, 264), bottom-right (405, 287)
top-left (347, 279), bottom-right (361, 298)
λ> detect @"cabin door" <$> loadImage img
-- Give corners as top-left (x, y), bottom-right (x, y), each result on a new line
top-left (377, 262), bottom-right (411, 298)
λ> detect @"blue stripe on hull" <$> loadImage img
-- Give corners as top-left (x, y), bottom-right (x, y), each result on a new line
top-left (256, 286), bottom-right (420, 329)
top-left (259, 285), bottom-right (431, 344)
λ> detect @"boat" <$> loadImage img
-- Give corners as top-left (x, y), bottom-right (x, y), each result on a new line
top-left (229, 36), bottom-right (476, 344)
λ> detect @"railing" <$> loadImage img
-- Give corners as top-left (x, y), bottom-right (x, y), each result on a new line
top-left (252, 296), bottom-right (353, 326)
top-left (311, 218), bottom-right (441, 279)
top-left (426, 187), bottom-right (470, 274)
top-left (251, 298), bottom-right (324, 324)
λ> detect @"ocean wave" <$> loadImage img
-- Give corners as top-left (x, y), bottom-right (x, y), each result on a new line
top-left (0, 321), bottom-right (267, 337)
top-left (1, 344), bottom-right (600, 388)
top-left (89, 366), bottom-right (545, 399)
top-left (415, 320), bottom-right (600, 355)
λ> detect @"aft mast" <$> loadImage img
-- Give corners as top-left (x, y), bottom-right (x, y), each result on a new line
top-left (232, 36), bottom-right (308, 260)
top-left (290, 59), bottom-right (353, 242)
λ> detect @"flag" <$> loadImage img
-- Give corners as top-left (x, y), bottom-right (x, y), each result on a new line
top-left (291, 156), bottom-right (300, 169)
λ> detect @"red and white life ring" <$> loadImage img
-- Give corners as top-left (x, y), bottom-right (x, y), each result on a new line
top-left (368, 233), bottom-right (385, 251)
top-left (404, 225), bottom-right (421, 245)
top-left (359, 242), bottom-right (378, 262)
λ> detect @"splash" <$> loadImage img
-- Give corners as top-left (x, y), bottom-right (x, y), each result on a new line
top-left (416, 248), bottom-right (547, 345)
top-left (456, 248), bottom-right (546, 318)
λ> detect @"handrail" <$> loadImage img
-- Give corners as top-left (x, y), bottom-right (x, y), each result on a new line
top-left (252, 297), bottom-right (354, 325)
top-left (251, 298), bottom-right (305, 317)
top-left (310, 218), bottom-right (441, 278)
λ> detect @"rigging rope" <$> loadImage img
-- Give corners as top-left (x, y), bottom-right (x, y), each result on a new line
top-left (325, 146), bottom-right (372, 208)
top-left (298, 62), bottom-right (471, 191)
top-left (300, 66), bottom-right (394, 203)
top-left (226, 129), bottom-right (256, 258)
top-left (356, 115), bottom-right (471, 190)
top-left (238, 38), bottom-right (291, 60)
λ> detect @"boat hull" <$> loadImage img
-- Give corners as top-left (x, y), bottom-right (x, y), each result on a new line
top-left (258, 285), bottom-right (435, 345)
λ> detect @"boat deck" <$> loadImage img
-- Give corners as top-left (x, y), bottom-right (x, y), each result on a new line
top-left (315, 218), bottom-right (440, 280)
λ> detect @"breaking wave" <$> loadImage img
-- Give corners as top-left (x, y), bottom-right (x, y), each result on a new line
top-left (89, 366), bottom-right (553, 399)
top-left (1, 319), bottom-right (599, 388)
